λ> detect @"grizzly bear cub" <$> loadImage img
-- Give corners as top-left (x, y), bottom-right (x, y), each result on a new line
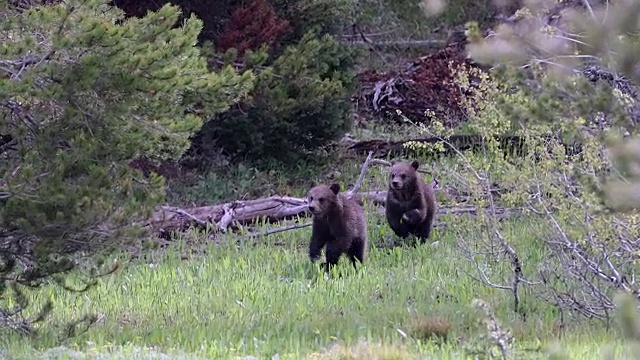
top-left (385, 160), bottom-right (438, 244)
top-left (307, 183), bottom-right (368, 271)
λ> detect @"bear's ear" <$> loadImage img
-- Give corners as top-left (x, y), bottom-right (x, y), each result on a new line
top-left (329, 183), bottom-right (341, 195)
top-left (411, 160), bottom-right (419, 170)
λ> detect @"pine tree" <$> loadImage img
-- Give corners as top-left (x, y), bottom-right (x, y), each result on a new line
top-left (108, 0), bottom-right (358, 166)
top-left (0, 0), bottom-right (253, 334)
top-left (190, 29), bottom-right (357, 165)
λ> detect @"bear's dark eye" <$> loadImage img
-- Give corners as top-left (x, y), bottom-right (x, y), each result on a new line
top-left (401, 174), bottom-right (406, 179)
top-left (319, 197), bottom-right (324, 203)
top-left (391, 173), bottom-right (395, 178)
top-left (309, 196), bottom-right (313, 201)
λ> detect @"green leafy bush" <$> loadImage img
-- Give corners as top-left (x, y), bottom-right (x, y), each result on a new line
top-left (404, 0), bottom-right (640, 332)
top-left (412, 58), bottom-right (640, 320)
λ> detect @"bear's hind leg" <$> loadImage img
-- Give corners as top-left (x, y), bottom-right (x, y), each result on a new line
top-left (412, 219), bottom-right (434, 245)
top-left (323, 242), bottom-right (344, 272)
top-left (347, 237), bottom-right (366, 269)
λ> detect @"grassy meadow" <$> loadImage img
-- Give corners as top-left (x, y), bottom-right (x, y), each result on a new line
top-left (0, 218), bottom-right (626, 359)
top-left (0, 124), bottom-right (635, 359)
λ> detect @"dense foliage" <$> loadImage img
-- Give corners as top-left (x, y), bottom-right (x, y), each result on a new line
top-left (0, 0), bottom-right (252, 332)
top-left (113, 0), bottom-right (355, 47)
top-left (4, 0), bottom-right (640, 357)
top-left (189, 32), bottom-right (357, 166)
top-left (184, 0), bottom-right (358, 166)
top-left (114, 0), bottom-right (359, 167)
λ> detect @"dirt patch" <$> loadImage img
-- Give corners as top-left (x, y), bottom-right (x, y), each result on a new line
top-left (354, 39), bottom-right (482, 128)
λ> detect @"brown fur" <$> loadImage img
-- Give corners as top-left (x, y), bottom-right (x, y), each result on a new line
top-left (385, 160), bottom-right (438, 244)
top-left (307, 183), bottom-right (368, 271)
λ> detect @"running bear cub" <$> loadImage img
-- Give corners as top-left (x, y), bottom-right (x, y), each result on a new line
top-left (385, 160), bottom-right (438, 243)
top-left (307, 183), bottom-right (368, 270)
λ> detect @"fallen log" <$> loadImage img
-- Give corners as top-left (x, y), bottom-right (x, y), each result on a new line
top-left (346, 134), bottom-right (583, 159)
top-left (147, 151), bottom-right (378, 237)
top-left (148, 193), bottom-right (521, 240)
top-left (347, 134), bottom-right (525, 157)
top-left (146, 186), bottom-right (522, 238)
top-left (147, 191), bottom-right (389, 237)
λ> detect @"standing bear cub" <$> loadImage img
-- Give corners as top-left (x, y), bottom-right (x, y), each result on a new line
top-left (385, 160), bottom-right (438, 244)
top-left (307, 183), bottom-right (368, 271)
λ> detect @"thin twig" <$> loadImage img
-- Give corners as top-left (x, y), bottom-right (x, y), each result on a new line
top-left (246, 223), bottom-right (312, 239)
top-left (165, 208), bottom-right (207, 226)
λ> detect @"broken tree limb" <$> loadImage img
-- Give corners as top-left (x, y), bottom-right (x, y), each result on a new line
top-left (341, 39), bottom-right (445, 49)
top-left (164, 208), bottom-right (208, 227)
top-left (247, 222), bottom-right (312, 239)
top-left (217, 203), bottom-right (237, 232)
top-left (346, 151), bottom-right (373, 196)
top-left (149, 195), bottom-right (307, 233)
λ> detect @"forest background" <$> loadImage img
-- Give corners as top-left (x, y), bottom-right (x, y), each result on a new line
top-left (3, 0), bottom-right (640, 358)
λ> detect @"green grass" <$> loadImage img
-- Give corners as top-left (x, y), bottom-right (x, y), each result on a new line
top-left (0, 215), bottom-right (630, 359)
top-left (1, 125), bottom-right (636, 359)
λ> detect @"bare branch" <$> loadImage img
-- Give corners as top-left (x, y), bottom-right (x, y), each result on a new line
top-left (495, 230), bottom-right (524, 314)
top-left (216, 203), bottom-right (237, 233)
top-left (246, 222), bottom-right (312, 239)
top-left (346, 151), bottom-right (373, 196)
top-left (165, 208), bottom-right (208, 227)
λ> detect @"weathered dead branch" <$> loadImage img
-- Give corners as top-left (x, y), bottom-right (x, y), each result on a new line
top-left (149, 195), bottom-right (311, 236)
top-left (146, 147), bottom-right (525, 239)
top-left (341, 39), bottom-right (445, 49)
top-left (148, 151), bottom-right (378, 237)
top-left (346, 151), bottom-right (373, 196)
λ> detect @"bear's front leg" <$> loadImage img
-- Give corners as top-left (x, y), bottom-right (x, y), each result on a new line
top-left (309, 221), bottom-right (329, 262)
top-left (402, 208), bottom-right (424, 225)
